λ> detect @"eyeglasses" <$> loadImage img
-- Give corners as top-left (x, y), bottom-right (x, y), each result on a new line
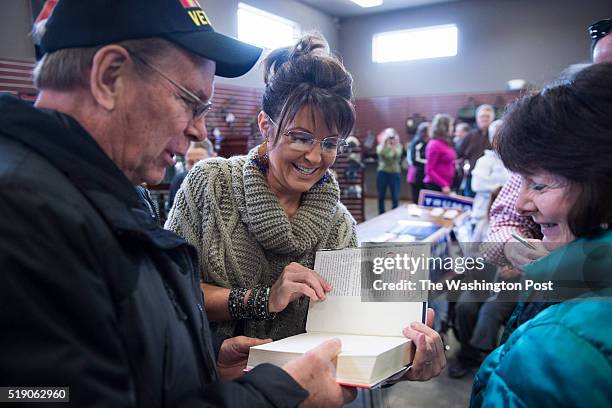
top-left (126, 49), bottom-right (213, 121)
top-left (589, 19), bottom-right (612, 46)
top-left (267, 116), bottom-right (347, 156)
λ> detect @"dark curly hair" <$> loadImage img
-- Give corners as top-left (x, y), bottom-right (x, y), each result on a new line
top-left (495, 62), bottom-right (612, 237)
top-left (261, 32), bottom-right (355, 145)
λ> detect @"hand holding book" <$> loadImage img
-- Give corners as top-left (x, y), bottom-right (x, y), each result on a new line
top-left (283, 339), bottom-right (358, 407)
top-left (401, 308), bottom-right (446, 381)
top-left (217, 336), bottom-right (272, 380)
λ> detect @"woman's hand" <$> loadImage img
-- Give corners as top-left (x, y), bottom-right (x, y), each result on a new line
top-left (499, 265), bottom-right (522, 280)
top-left (268, 262), bottom-right (332, 313)
top-left (401, 308), bottom-right (446, 381)
top-left (503, 237), bottom-right (549, 271)
top-left (442, 186), bottom-right (451, 194)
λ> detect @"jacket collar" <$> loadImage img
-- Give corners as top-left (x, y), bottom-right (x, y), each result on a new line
top-left (524, 229), bottom-right (612, 292)
top-left (0, 94), bottom-right (182, 249)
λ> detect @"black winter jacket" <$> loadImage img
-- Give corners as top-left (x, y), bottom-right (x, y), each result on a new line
top-left (0, 95), bottom-right (307, 407)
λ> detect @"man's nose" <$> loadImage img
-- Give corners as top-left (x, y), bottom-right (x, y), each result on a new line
top-left (185, 117), bottom-right (207, 142)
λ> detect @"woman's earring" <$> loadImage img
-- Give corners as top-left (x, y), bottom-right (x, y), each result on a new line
top-left (252, 140), bottom-right (269, 175)
top-left (315, 172), bottom-right (330, 187)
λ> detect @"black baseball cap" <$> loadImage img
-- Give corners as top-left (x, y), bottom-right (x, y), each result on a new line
top-left (589, 19), bottom-right (612, 51)
top-left (40, 0), bottom-right (263, 78)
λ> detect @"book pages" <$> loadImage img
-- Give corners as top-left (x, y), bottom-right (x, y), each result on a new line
top-left (307, 247), bottom-right (428, 336)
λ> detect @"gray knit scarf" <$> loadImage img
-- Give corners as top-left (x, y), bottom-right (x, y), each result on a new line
top-left (167, 147), bottom-right (356, 340)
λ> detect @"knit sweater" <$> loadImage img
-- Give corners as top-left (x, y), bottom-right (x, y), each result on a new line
top-left (165, 147), bottom-right (358, 340)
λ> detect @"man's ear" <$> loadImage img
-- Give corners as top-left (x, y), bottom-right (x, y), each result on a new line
top-left (89, 45), bottom-right (131, 111)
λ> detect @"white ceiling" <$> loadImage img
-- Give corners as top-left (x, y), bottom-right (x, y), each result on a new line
top-left (296, 0), bottom-right (463, 18)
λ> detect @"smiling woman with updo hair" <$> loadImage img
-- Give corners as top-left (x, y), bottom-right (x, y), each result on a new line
top-left (470, 62), bottom-right (612, 407)
top-left (167, 31), bottom-right (446, 384)
top-left (166, 32), bottom-right (358, 341)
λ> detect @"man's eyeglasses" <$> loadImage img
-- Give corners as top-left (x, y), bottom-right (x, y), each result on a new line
top-left (267, 116), bottom-right (348, 156)
top-left (589, 19), bottom-right (612, 47)
top-left (126, 49), bottom-right (212, 121)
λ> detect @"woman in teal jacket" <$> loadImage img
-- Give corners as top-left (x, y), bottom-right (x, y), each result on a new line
top-left (470, 62), bottom-right (612, 407)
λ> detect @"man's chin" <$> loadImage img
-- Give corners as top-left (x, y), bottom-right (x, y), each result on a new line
top-left (142, 169), bottom-right (166, 187)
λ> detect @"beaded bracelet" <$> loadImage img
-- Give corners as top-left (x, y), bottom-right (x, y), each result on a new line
top-left (228, 287), bottom-right (250, 320)
top-left (251, 285), bottom-right (276, 321)
top-left (229, 286), bottom-right (276, 321)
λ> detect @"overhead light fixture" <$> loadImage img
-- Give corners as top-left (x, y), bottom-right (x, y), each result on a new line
top-left (349, 0), bottom-right (383, 8)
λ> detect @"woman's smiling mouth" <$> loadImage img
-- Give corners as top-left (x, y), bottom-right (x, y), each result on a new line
top-left (292, 163), bottom-right (319, 176)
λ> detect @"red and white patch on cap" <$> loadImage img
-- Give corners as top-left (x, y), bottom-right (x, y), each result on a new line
top-left (179, 0), bottom-right (201, 8)
top-left (34, 0), bottom-right (59, 23)
top-left (180, 0), bottom-right (211, 27)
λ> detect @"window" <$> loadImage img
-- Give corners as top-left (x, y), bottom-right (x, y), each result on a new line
top-left (237, 3), bottom-right (301, 50)
top-left (372, 24), bottom-right (458, 63)
top-left (349, 0), bottom-right (383, 7)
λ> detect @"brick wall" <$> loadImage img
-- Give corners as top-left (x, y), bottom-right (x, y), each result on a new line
top-left (354, 90), bottom-right (524, 147)
top-left (0, 58), bottom-right (36, 100)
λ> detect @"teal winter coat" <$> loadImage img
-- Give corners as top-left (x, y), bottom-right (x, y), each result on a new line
top-left (470, 230), bottom-right (612, 407)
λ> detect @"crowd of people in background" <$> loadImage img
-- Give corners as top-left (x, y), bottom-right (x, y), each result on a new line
top-left (379, 102), bottom-right (501, 217)
top-left (381, 102), bottom-right (501, 223)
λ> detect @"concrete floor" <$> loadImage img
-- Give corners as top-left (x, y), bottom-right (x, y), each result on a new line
top-left (382, 332), bottom-right (474, 408)
top-left (364, 197), bottom-right (411, 221)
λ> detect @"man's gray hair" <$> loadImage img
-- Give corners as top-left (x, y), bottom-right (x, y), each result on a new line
top-left (476, 104), bottom-right (495, 116)
top-left (456, 122), bottom-right (471, 132)
top-left (190, 139), bottom-right (215, 156)
top-left (33, 37), bottom-right (177, 91)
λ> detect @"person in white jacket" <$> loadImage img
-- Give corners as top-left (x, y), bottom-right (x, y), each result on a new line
top-left (470, 120), bottom-right (510, 239)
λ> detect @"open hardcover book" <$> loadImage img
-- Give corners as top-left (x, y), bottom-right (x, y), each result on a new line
top-left (247, 247), bottom-right (428, 388)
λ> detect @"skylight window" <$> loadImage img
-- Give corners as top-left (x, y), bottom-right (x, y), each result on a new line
top-left (237, 3), bottom-right (301, 50)
top-left (349, 0), bottom-right (383, 7)
top-left (372, 24), bottom-right (458, 63)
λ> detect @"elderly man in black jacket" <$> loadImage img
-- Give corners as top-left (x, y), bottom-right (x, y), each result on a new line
top-left (0, 1), bottom-right (445, 406)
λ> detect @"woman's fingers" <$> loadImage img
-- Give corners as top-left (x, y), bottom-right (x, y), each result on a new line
top-left (402, 319), bottom-right (446, 381)
top-left (414, 333), bottom-right (434, 367)
top-left (425, 307), bottom-right (435, 328)
top-left (286, 269), bottom-right (327, 300)
top-left (285, 263), bottom-right (332, 293)
top-left (271, 263), bottom-right (331, 313)
top-left (287, 282), bottom-right (318, 302)
top-left (311, 270), bottom-right (333, 292)
top-left (411, 321), bottom-right (445, 359)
